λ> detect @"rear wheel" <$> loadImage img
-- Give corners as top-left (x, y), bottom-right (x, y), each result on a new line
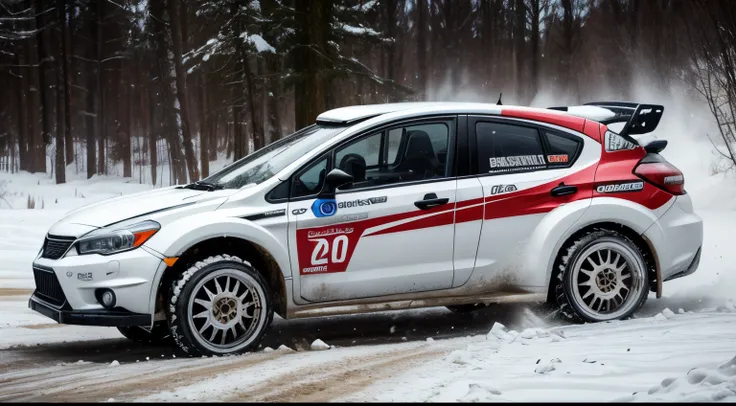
top-left (167, 255), bottom-right (273, 356)
top-left (554, 230), bottom-right (649, 323)
top-left (117, 321), bottom-right (171, 344)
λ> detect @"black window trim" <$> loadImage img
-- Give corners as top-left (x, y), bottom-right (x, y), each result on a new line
top-left (283, 114), bottom-right (460, 201)
top-left (467, 115), bottom-right (585, 179)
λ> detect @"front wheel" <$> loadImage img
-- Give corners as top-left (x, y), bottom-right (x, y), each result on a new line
top-left (167, 255), bottom-right (274, 356)
top-left (554, 230), bottom-right (649, 323)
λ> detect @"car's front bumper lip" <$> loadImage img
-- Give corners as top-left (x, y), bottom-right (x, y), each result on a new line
top-left (28, 293), bottom-right (151, 327)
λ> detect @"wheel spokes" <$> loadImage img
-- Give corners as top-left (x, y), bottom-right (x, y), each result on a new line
top-left (574, 245), bottom-right (643, 317)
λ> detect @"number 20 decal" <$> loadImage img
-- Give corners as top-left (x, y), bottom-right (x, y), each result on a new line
top-left (310, 235), bottom-right (349, 265)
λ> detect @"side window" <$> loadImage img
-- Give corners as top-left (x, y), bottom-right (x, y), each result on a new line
top-left (544, 131), bottom-right (581, 167)
top-left (336, 133), bottom-right (381, 168)
top-left (335, 120), bottom-right (452, 190)
top-left (476, 122), bottom-right (546, 174)
top-left (293, 156), bottom-right (328, 198)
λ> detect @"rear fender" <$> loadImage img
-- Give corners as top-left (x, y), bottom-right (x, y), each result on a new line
top-left (535, 196), bottom-right (674, 292)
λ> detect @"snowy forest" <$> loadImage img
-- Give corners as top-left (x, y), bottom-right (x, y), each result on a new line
top-left (0, 0), bottom-right (734, 186)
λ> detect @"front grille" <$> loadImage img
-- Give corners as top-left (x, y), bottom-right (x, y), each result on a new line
top-left (33, 267), bottom-right (67, 307)
top-left (42, 235), bottom-right (76, 259)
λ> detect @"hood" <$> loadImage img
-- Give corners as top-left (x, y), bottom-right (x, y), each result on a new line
top-left (56, 186), bottom-right (235, 230)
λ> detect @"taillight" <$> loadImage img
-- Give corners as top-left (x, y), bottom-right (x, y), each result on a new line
top-left (634, 155), bottom-right (685, 195)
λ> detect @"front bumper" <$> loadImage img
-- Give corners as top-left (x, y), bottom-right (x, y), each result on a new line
top-left (28, 294), bottom-right (150, 326)
top-left (28, 245), bottom-right (169, 326)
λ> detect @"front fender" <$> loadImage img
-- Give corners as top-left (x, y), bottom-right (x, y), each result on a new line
top-left (144, 213), bottom-right (291, 278)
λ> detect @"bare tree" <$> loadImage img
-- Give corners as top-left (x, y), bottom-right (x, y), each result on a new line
top-left (686, 0), bottom-right (736, 169)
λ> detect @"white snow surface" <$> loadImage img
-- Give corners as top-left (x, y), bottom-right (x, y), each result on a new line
top-left (1, 111), bottom-right (736, 400)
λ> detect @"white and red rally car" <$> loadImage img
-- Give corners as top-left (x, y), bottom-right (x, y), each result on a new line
top-left (29, 101), bottom-right (703, 356)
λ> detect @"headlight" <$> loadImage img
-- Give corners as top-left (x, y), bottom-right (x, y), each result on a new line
top-left (77, 220), bottom-right (160, 256)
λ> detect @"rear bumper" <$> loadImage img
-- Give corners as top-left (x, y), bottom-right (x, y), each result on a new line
top-left (644, 194), bottom-right (703, 282)
top-left (28, 293), bottom-right (151, 327)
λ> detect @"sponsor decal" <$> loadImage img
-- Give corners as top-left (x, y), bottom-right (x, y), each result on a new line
top-left (595, 181), bottom-right (644, 194)
top-left (340, 213), bottom-right (369, 222)
top-left (242, 208), bottom-right (286, 221)
top-left (337, 196), bottom-right (387, 209)
top-left (302, 265), bottom-right (328, 274)
top-left (311, 198), bottom-right (338, 218)
top-left (66, 271), bottom-right (73, 278)
top-left (307, 227), bottom-right (354, 239)
top-left (292, 208), bottom-right (308, 215)
top-left (604, 131), bottom-right (636, 152)
top-left (488, 154), bottom-right (546, 172)
top-left (300, 227), bottom-right (355, 274)
top-left (547, 154), bottom-right (569, 163)
top-left (489, 184), bottom-right (518, 195)
top-left (77, 272), bottom-right (93, 281)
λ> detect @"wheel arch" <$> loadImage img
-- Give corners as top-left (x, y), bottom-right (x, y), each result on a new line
top-left (155, 236), bottom-right (289, 318)
top-left (545, 221), bottom-right (660, 303)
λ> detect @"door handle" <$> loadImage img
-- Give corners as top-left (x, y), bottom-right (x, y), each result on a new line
top-left (550, 184), bottom-right (578, 197)
top-left (414, 193), bottom-right (449, 210)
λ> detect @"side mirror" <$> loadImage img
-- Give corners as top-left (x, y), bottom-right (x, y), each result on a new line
top-left (319, 168), bottom-right (353, 199)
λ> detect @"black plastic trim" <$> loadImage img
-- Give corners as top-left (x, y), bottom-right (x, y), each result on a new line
top-left (241, 208), bottom-right (287, 221)
top-left (29, 294), bottom-right (151, 327)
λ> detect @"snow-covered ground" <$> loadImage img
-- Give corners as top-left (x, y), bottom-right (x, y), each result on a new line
top-left (1, 112), bottom-right (736, 401)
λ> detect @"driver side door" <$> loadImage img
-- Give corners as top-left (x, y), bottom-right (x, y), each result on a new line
top-left (288, 118), bottom-right (459, 303)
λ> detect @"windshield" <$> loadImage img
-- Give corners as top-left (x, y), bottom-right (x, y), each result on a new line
top-left (201, 124), bottom-right (346, 189)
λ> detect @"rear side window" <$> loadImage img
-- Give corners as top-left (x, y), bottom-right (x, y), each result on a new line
top-left (544, 131), bottom-right (581, 167)
top-left (476, 122), bottom-right (546, 174)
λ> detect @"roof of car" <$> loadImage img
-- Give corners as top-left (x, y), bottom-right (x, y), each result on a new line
top-left (316, 101), bottom-right (615, 126)
top-left (316, 102), bottom-right (612, 142)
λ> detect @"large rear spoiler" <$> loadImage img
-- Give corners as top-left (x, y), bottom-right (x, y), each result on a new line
top-left (548, 101), bottom-right (664, 145)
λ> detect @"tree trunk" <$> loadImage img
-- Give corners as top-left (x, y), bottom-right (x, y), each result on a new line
top-left (514, 0), bottom-right (526, 103)
top-left (232, 86), bottom-right (245, 160)
top-left (417, 0), bottom-right (428, 97)
top-left (242, 53), bottom-right (263, 152)
top-left (261, 0), bottom-right (283, 142)
top-left (26, 37), bottom-right (41, 173)
top-left (64, 0), bottom-right (73, 164)
top-left (561, 0), bottom-right (574, 92)
top-left (96, 0), bottom-right (105, 175)
top-left (209, 110), bottom-right (218, 161)
top-left (148, 85), bottom-right (158, 186)
top-left (149, 0), bottom-right (186, 184)
top-left (17, 52), bottom-right (29, 172)
top-left (123, 63), bottom-right (132, 178)
top-left (168, 0), bottom-right (199, 182)
top-left (530, 0), bottom-right (540, 100)
top-left (55, 0), bottom-right (67, 184)
top-left (199, 77), bottom-right (209, 178)
top-left (294, 0), bottom-right (329, 129)
top-left (383, 0), bottom-right (397, 102)
top-left (32, 0), bottom-right (48, 172)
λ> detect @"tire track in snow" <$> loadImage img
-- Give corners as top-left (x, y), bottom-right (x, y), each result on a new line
top-left (0, 351), bottom-right (282, 402)
top-left (227, 344), bottom-right (450, 402)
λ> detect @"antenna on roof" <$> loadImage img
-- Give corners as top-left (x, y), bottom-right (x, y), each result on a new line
top-left (496, 93), bottom-right (503, 105)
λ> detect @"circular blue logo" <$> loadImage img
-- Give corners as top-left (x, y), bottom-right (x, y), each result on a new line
top-left (319, 201), bottom-right (337, 216)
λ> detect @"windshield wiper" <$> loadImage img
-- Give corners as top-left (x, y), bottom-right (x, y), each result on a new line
top-left (182, 181), bottom-right (224, 191)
